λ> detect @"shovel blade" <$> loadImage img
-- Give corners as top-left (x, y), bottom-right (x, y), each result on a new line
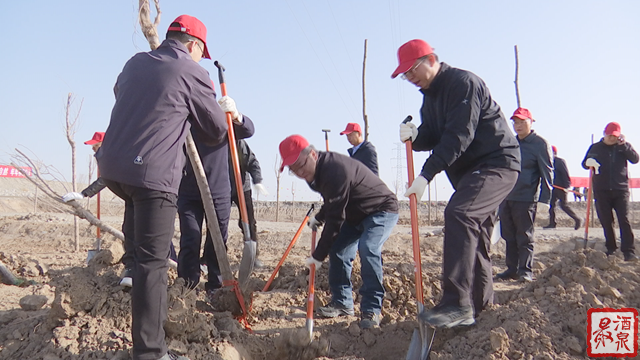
top-left (406, 324), bottom-right (435, 360)
top-left (490, 219), bottom-right (501, 245)
top-left (406, 329), bottom-right (423, 360)
top-left (238, 240), bottom-right (256, 287)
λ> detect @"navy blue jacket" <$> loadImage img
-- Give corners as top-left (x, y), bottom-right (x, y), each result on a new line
top-left (348, 141), bottom-right (379, 176)
top-left (179, 118), bottom-right (255, 200)
top-left (582, 139), bottom-right (639, 191)
top-left (553, 156), bottom-right (572, 189)
top-left (412, 62), bottom-right (521, 188)
top-left (97, 39), bottom-right (228, 194)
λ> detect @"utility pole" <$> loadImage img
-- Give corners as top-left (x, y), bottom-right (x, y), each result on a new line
top-left (391, 143), bottom-right (406, 196)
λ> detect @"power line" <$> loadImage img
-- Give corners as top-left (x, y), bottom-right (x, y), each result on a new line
top-left (391, 142), bottom-right (406, 196)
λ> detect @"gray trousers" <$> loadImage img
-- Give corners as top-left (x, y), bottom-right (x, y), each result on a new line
top-left (499, 200), bottom-right (536, 277)
top-left (440, 166), bottom-right (518, 313)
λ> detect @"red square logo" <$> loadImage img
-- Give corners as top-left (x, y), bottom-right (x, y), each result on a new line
top-left (587, 307), bottom-right (638, 357)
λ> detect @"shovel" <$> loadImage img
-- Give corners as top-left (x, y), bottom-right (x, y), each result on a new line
top-left (402, 115), bottom-right (435, 360)
top-left (306, 227), bottom-right (318, 341)
top-left (583, 168), bottom-right (595, 249)
top-left (263, 204), bottom-right (314, 292)
top-left (214, 60), bottom-right (256, 288)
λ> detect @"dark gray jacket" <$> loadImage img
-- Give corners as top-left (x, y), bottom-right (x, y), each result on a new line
top-left (582, 139), bottom-right (639, 191)
top-left (412, 63), bottom-right (521, 188)
top-left (505, 130), bottom-right (553, 204)
top-left (230, 139), bottom-right (263, 195)
top-left (348, 140), bottom-right (379, 176)
top-left (97, 39), bottom-right (228, 194)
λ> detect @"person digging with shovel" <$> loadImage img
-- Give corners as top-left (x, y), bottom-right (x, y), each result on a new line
top-left (279, 135), bottom-right (399, 329)
top-left (392, 39), bottom-right (520, 328)
top-left (96, 15), bottom-right (228, 360)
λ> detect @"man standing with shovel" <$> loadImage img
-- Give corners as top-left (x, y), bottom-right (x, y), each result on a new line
top-left (97, 15), bottom-right (228, 360)
top-left (278, 135), bottom-right (398, 329)
top-left (392, 39), bottom-right (520, 328)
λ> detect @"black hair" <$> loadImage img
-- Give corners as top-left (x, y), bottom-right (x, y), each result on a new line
top-left (166, 22), bottom-right (205, 48)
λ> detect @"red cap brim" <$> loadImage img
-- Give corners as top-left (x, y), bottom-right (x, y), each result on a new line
top-left (340, 130), bottom-right (352, 135)
top-left (391, 60), bottom-right (414, 79)
top-left (84, 140), bottom-right (100, 145)
top-left (279, 153), bottom-right (301, 172)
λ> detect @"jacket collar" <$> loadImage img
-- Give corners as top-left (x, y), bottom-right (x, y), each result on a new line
top-left (518, 129), bottom-right (538, 143)
top-left (421, 62), bottom-right (450, 96)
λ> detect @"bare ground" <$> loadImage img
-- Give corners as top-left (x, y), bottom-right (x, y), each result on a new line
top-left (1, 177), bottom-right (640, 360)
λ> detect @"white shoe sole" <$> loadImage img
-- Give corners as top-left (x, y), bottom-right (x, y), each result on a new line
top-left (119, 277), bottom-right (133, 287)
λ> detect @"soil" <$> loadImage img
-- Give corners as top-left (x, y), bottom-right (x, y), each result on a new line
top-left (1, 177), bottom-right (640, 360)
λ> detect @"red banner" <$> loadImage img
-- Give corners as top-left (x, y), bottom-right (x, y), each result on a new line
top-left (0, 165), bottom-right (32, 178)
top-left (570, 177), bottom-right (640, 189)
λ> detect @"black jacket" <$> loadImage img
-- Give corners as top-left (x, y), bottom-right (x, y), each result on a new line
top-left (310, 152), bottom-right (398, 261)
top-left (553, 156), bottom-right (572, 189)
top-left (230, 139), bottom-right (263, 195)
top-left (348, 141), bottom-right (379, 175)
top-left (582, 140), bottom-right (639, 191)
top-left (412, 62), bottom-right (521, 188)
top-left (179, 119), bottom-right (255, 200)
top-left (505, 130), bottom-right (553, 203)
top-left (81, 178), bottom-right (106, 198)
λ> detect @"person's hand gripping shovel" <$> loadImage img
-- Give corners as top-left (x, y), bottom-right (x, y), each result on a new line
top-left (401, 116), bottom-right (435, 360)
top-left (214, 61), bottom-right (256, 290)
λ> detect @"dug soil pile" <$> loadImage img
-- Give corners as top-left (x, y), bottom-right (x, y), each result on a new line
top-left (1, 207), bottom-right (639, 359)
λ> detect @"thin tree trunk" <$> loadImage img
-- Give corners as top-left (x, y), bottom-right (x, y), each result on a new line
top-left (514, 45), bottom-right (521, 108)
top-left (362, 39), bottom-right (369, 141)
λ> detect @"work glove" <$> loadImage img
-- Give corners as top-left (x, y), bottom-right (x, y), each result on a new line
top-left (254, 183), bottom-right (269, 197)
top-left (305, 256), bottom-right (323, 269)
top-left (62, 192), bottom-right (84, 202)
top-left (218, 96), bottom-right (243, 124)
top-left (585, 158), bottom-right (600, 175)
top-left (307, 216), bottom-right (322, 230)
top-left (536, 202), bottom-right (550, 213)
top-left (404, 175), bottom-right (429, 201)
top-left (399, 122), bottom-right (418, 142)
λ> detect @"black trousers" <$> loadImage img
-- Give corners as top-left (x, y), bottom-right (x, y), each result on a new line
top-left (177, 195), bottom-right (231, 291)
top-left (440, 166), bottom-right (518, 312)
top-left (548, 188), bottom-right (580, 226)
top-left (594, 189), bottom-right (635, 254)
top-left (231, 189), bottom-right (258, 240)
top-left (499, 200), bottom-right (536, 277)
top-left (103, 180), bottom-right (177, 360)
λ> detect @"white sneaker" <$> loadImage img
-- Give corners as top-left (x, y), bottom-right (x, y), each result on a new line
top-left (119, 268), bottom-right (133, 288)
top-left (168, 258), bottom-right (178, 270)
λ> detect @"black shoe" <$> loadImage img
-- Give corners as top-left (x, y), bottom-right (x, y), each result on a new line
top-left (624, 253), bottom-right (639, 262)
top-left (316, 301), bottom-right (355, 318)
top-left (495, 270), bottom-right (519, 280)
top-left (159, 352), bottom-right (190, 360)
top-left (419, 304), bottom-right (475, 328)
top-left (119, 268), bottom-right (133, 287)
top-left (360, 312), bottom-right (381, 329)
top-left (518, 274), bottom-right (534, 283)
top-left (605, 250), bottom-right (617, 257)
top-left (574, 218), bottom-right (583, 230)
top-left (543, 224), bottom-right (556, 229)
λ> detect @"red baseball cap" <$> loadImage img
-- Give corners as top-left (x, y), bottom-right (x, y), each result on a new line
top-left (84, 132), bottom-right (105, 145)
top-left (511, 107), bottom-right (534, 121)
top-left (340, 123), bottom-right (362, 135)
top-left (551, 145), bottom-right (557, 154)
top-left (279, 135), bottom-right (310, 172)
top-left (604, 122), bottom-right (621, 136)
top-left (391, 39), bottom-right (434, 79)
top-left (168, 15), bottom-right (211, 59)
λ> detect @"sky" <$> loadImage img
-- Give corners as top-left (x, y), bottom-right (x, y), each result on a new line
top-left (1, 0), bottom-right (639, 202)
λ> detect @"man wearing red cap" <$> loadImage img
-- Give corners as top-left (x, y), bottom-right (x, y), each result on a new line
top-left (392, 39), bottom-right (520, 328)
top-left (582, 122), bottom-right (639, 262)
top-left (544, 145), bottom-right (582, 230)
top-left (279, 135), bottom-right (398, 329)
top-left (496, 108), bottom-right (553, 283)
top-left (339, 122), bottom-right (379, 175)
top-left (97, 15), bottom-right (236, 360)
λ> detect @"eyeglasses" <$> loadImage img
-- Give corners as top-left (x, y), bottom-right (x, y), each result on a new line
top-left (288, 153), bottom-right (310, 175)
top-left (194, 40), bottom-right (204, 55)
top-left (401, 59), bottom-right (424, 80)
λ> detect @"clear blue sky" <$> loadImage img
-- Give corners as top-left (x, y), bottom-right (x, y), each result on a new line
top-left (1, 1), bottom-right (639, 202)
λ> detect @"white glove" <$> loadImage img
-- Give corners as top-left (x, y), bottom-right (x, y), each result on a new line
top-left (305, 256), bottom-right (322, 269)
top-left (399, 122), bottom-right (418, 142)
top-left (307, 216), bottom-right (322, 230)
top-left (62, 192), bottom-right (84, 202)
top-left (254, 183), bottom-right (269, 197)
top-left (536, 202), bottom-right (550, 213)
top-left (404, 175), bottom-right (429, 201)
top-left (218, 96), bottom-right (243, 123)
top-left (585, 158), bottom-right (600, 175)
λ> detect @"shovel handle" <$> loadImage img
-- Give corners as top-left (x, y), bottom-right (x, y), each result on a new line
top-left (306, 229), bottom-right (317, 337)
top-left (262, 205), bottom-right (315, 292)
top-left (583, 168), bottom-right (594, 246)
top-left (402, 116), bottom-right (424, 306)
